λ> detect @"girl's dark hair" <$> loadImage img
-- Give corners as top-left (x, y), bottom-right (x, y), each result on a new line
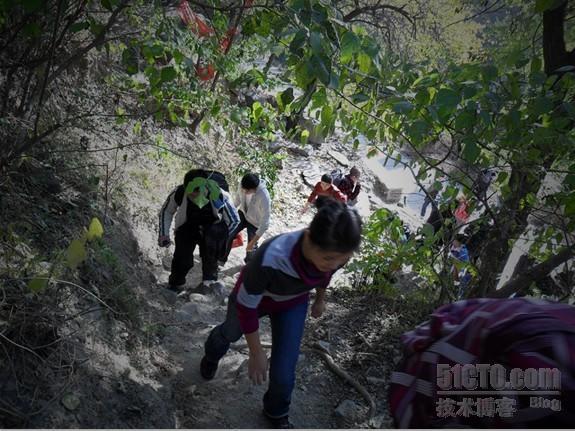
top-left (309, 199), bottom-right (362, 253)
top-left (241, 173), bottom-right (260, 190)
top-left (321, 173), bottom-right (333, 184)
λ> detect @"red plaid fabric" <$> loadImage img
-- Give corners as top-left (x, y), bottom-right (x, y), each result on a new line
top-left (389, 298), bottom-right (575, 427)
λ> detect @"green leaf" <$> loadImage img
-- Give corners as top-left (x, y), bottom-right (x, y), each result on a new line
top-left (133, 121), bottom-right (142, 135)
top-left (310, 55), bottom-right (330, 85)
top-left (294, 59), bottom-right (314, 88)
top-left (535, 0), bottom-right (563, 13)
top-left (122, 48), bottom-right (138, 75)
top-left (252, 101), bottom-right (263, 121)
top-left (435, 88), bottom-right (460, 111)
top-left (310, 31), bottom-right (322, 55)
top-left (564, 174), bottom-right (575, 189)
top-left (282, 87), bottom-right (295, 106)
top-left (367, 147), bottom-right (378, 158)
top-left (406, 120), bottom-right (429, 144)
top-left (392, 101), bottom-right (413, 114)
top-left (70, 21), bottom-right (90, 33)
top-left (462, 139), bottom-right (481, 163)
top-left (28, 277), bottom-right (48, 293)
top-left (328, 72), bottom-right (339, 90)
top-left (230, 109), bottom-right (242, 124)
top-left (200, 120), bottom-right (210, 134)
top-left (565, 197), bottom-right (575, 217)
top-left (415, 89), bottom-right (430, 105)
top-left (101, 0), bottom-right (117, 12)
top-left (87, 218), bottom-right (104, 241)
top-left (351, 93), bottom-right (370, 104)
top-left (160, 66), bottom-right (177, 83)
top-left (421, 223), bottom-right (435, 239)
top-left (300, 129), bottom-right (310, 144)
top-left (454, 111), bottom-right (475, 131)
top-left (289, 29), bottom-right (307, 55)
top-left (530, 57), bottom-right (542, 74)
top-left (341, 31), bottom-right (360, 62)
top-left (23, 22), bottom-right (41, 38)
top-left (532, 96), bottom-right (554, 116)
top-left (66, 239), bottom-right (86, 270)
top-left (22, 0), bottom-right (43, 12)
top-left (481, 65), bottom-right (498, 83)
top-left (357, 52), bottom-right (371, 74)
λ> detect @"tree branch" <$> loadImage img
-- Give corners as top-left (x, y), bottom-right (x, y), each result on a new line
top-left (343, 3), bottom-right (413, 25)
top-left (491, 245), bottom-right (575, 298)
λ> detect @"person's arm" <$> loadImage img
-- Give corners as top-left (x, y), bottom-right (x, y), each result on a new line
top-left (236, 265), bottom-right (271, 384)
top-left (311, 287), bottom-right (327, 318)
top-left (158, 187), bottom-right (179, 246)
top-left (245, 330), bottom-right (268, 384)
top-left (350, 182), bottom-right (361, 201)
top-left (302, 185), bottom-right (318, 213)
top-left (332, 186), bottom-right (348, 203)
top-left (249, 192), bottom-right (270, 250)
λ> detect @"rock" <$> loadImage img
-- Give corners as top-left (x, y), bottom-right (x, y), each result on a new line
top-left (188, 293), bottom-right (211, 303)
top-left (328, 150), bottom-right (350, 167)
top-left (366, 376), bottom-right (386, 385)
top-left (286, 143), bottom-right (313, 157)
top-left (210, 281), bottom-right (227, 298)
top-left (334, 399), bottom-right (362, 420)
top-left (317, 340), bottom-right (331, 355)
top-left (368, 414), bottom-right (389, 428)
top-left (61, 393), bottom-right (81, 411)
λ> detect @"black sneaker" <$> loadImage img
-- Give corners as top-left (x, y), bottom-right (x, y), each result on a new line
top-left (200, 356), bottom-right (218, 380)
top-left (264, 412), bottom-right (294, 429)
top-left (166, 283), bottom-right (184, 293)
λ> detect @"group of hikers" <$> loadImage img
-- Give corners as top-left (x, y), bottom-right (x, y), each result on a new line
top-left (157, 166), bottom-right (363, 428)
top-left (154, 165), bottom-right (575, 428)
top-left (418, 168), bottom-right (497, 298)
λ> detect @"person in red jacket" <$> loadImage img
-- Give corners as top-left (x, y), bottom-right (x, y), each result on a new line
top-left (302, 173), bottom-right (347, 213)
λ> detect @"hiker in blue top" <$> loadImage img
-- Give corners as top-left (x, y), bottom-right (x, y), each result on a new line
top-left (450, 234), bottom-right (472, 299)
top-left (158, 169), bottom-right (239, 292)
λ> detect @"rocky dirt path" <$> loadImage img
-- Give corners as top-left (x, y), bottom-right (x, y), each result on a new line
top-left (141, 140), bottom-right (399, 428)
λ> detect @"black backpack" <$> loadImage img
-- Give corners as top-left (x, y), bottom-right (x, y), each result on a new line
top-left (182, 169), bottom-right (229, 192)
top-left (175, 169), bottom-right (229, 205)
top-left (330, 168), bottom-right (344, 187)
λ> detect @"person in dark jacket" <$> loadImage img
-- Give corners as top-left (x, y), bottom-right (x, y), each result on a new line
top-left (158, 169), bottom-right (239, 292)
top-left (336, 166), bottom-right (362, 206)
top-left (200, 200), bottom-right (362, 428)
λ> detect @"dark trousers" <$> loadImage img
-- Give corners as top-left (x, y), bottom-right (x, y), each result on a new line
top-left (223, 210), bottom-right (258, 261)
top-left (204, 294), bottom-right (308, 418)
top-left (169, 222), bottom-right (228, 286)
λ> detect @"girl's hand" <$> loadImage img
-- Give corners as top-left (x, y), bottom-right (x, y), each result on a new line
top-left (311, 299), bottom-right (326, 318)
top-left (248, 349), bottom-right (268, 385)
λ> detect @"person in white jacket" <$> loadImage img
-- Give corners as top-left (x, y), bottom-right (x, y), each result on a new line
top-left (224, 173), bottom-right (271, 262)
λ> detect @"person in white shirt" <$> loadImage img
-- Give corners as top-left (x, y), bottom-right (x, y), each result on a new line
top-left (224, 173), bottom-right (271, 262)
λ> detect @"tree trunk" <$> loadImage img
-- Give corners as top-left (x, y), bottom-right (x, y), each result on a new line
top-left (543, 0), bottom-right (575, 75)
top-left (285, 80), bottom-right (317, 132)
top-left (490, 246), bottom-right (575, 298)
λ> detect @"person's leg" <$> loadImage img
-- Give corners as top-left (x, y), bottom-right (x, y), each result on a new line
top-left (244, 221), bottom-right (259, 264)
top-left (246, 221), bottom-right (258, 246)
top-left (204, 293), bottom-right (244, 363)
top-left (263, 300), bottom-right (309, 419)
top-left (168, 225), bottom-right (198, 287)
top-left (199, 222), bottom-right (227, 283)
top-left (420, 196), bottom-right (431, 217)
